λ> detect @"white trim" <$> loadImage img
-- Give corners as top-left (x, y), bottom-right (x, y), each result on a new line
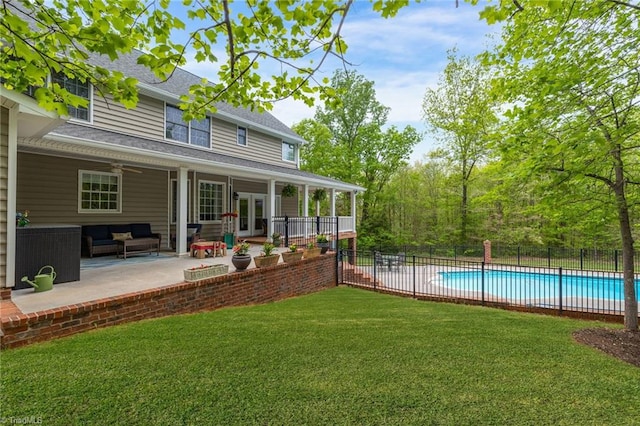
top-left (77, 169), bottom-right (122, 214)
top-left (6, 104), bottom-right (19, 287)
top-left (170, 178), bottom-right (191, 224)
top-left (38, 133), bottom-right (366, 192)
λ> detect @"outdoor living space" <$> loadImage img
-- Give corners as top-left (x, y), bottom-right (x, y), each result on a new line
top-left (7, 243), bottom-right (265, 315)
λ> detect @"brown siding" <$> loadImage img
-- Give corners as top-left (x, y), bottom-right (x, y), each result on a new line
top-left (92, 94), bottom-right (165, 140)
top-left (92, 96), bottom-right (298, 171)
top-left (16, 153), bottom-right (170, 245)
top-left (212, 117), bottom-right (296, 169)
top-left (233, 179), bottom-right (267, 194)
top-left (0, 107), bottom-right (8, 285)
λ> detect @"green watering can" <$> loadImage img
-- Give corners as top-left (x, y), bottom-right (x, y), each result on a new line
top-left (21, 265), bottom-right (56, 292)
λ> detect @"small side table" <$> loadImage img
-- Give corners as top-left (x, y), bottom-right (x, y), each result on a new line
top-left (191, 241), bottom-right (227, 259)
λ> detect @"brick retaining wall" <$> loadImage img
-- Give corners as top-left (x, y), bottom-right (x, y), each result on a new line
top-left (1, 255), bottom-right (336, 349)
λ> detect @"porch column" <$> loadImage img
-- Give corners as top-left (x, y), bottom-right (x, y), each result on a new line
top-left (268, 179), bottom-right (276, 240)
top-left (5, 104), bottom-right (19, 288)
top-left (350, 190), bottom-right (358, 232)
top-left (303, 185), bottom-right (309, 217)
top-left (303, 184), bottom-right (310, 240)
top-left (330, 188), bottom-right (336, 217)
top-left (176, 167), bottom-right (189, 254)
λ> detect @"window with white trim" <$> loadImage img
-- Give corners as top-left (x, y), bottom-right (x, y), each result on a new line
top-left (170, 179), bottom-right (191, 223)
top-left (237, 126), bottom-right (247, 146)
top-left (52, 73), bottom-right (91, 121)
top-left (199, 181), bottom-right (224, 222)
top-left (78, 170), bottom-right (121, 213)
top-left (282, 142), bottom-right (296, 162)
top-left (165, 104), bottom-right (211, 147)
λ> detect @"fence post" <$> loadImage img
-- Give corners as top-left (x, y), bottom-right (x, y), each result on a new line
top-left (373, 251), bottom-right (377, 290)
top-left (547, 247), bottom-right (551, 268)
top-left (481, 261), bottom-right (485, 306)
top-left (334, 217), bottom-right (339, 286)
top-left (283, 215), bottom-right (289, 247)
top-left (517, 246), bottom-right (521, 266)
top-left (316, 216), bottom-right (320, 235)
top-left (558, 267), bottom-right (563, 314)
top-left (614, 250), bottom-right (619, 272)
top-left (412, 255), bottom-right (416, 298)
top-left (454, 246), bottom-right (457, 261)
top-left (580, 248), bottom-right (584, 270)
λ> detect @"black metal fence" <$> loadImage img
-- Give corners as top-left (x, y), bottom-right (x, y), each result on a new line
top-left (340, 250), bottom-right (639, 319)
top-left (272, 216), bottom-right (339, 248)
top-left (364, 244), bottom-right (639, 272)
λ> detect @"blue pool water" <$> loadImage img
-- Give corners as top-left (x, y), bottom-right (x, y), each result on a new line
top-left (438, 270), bottom-right (640, 302)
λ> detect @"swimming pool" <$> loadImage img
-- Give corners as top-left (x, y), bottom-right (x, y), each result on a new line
top-left (438, 270), bottom-right (640, 302)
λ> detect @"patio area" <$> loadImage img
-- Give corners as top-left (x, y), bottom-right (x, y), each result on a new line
top-left (7, 244), bottom-right (269, 315)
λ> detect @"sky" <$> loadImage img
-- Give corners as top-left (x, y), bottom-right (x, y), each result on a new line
top-left (180, 1), bottom-right (501, 164)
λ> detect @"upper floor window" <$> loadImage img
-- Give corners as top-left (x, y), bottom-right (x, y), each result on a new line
top-left (52, 73), bottom-right (91, 121)
top-left (165, 104), bottom-right (211, 148)
top-left (282, 142), bottom-right (296, 162)
top-left (237, 126), bottom-right (247, 146)
top-left (199, 180), bottom-right (224, 222)
top-left (78, 170), bottom-right (121, 213)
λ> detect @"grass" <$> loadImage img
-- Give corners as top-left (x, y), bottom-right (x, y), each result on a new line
top-left (2, 286), bottom-right (639, 425)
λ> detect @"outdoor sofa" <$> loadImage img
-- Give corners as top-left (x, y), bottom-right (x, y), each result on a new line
top-left (81, 223), bottom-right (161, 257)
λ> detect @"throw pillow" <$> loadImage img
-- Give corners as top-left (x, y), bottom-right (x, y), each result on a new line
top-left (112, 232), bottom-right (133, 241)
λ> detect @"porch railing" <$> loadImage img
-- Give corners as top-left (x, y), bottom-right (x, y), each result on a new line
top-left (272, 216), bottom-right (353, 248)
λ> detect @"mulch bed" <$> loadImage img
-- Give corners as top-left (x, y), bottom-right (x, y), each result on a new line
top-left (573, 328), bottom-right (640, 368)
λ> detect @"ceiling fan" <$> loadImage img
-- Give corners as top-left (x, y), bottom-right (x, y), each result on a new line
top-left (109, 163), bottom-right (143, 174)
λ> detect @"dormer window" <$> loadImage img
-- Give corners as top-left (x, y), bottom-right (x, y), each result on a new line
top-left (165, 104), bottom-right (211, 147)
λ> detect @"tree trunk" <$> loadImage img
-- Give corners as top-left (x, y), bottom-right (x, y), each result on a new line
top-left (461, 180), bottom-right (468, 244)
top-left (613, 171), bottom-right (638, 331)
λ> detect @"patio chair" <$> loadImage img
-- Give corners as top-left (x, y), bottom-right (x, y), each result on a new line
top-left (389, 252), bottom-right (406, 271)
top-left (170, 223), bottom-right (202, 249)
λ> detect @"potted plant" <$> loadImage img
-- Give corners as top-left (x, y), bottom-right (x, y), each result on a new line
top-left (16, 210), bottom-right (30, 227)
top-left (271, 232), bottom-right (282, 247)
top-left (281, 244), bottom-right (303, 263)
top-left (254, 242), bottom-right (280, 268)
top-left (183, 263), bottom-right (229, 282)
top-left (312, 188), bottom-right (326, 202)
top-left (281, 184), bottom-right (297, 197)
top-left (316, 233), bottom-right (330, 254)
top-left (303, 241), bottom-right (322, 259)
top-left (231, 241), bottom-right (252, 271)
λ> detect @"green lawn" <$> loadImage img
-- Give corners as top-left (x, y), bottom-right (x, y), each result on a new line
top-left (2, 287), bottom-right (639, 425)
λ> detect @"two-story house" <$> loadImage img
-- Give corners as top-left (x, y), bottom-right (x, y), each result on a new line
top-left (1, 49), bottom-right (362, 289)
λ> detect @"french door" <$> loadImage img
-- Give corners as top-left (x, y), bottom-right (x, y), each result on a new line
top-left (237, 193), bottom-right (266, 237)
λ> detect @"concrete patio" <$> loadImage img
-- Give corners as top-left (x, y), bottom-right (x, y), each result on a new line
top-left (7, 244), bottom-right (269, 315)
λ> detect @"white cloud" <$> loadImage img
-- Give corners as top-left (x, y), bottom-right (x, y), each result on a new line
top-left (178, 0), bottom-right (500, 162)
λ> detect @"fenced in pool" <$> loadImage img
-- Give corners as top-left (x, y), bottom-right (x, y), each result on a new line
top-left (340, 250), bottom-right (640, 319)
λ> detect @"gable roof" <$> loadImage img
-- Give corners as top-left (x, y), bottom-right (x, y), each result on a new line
top-left (87, 50), bottom-right (306, 144)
